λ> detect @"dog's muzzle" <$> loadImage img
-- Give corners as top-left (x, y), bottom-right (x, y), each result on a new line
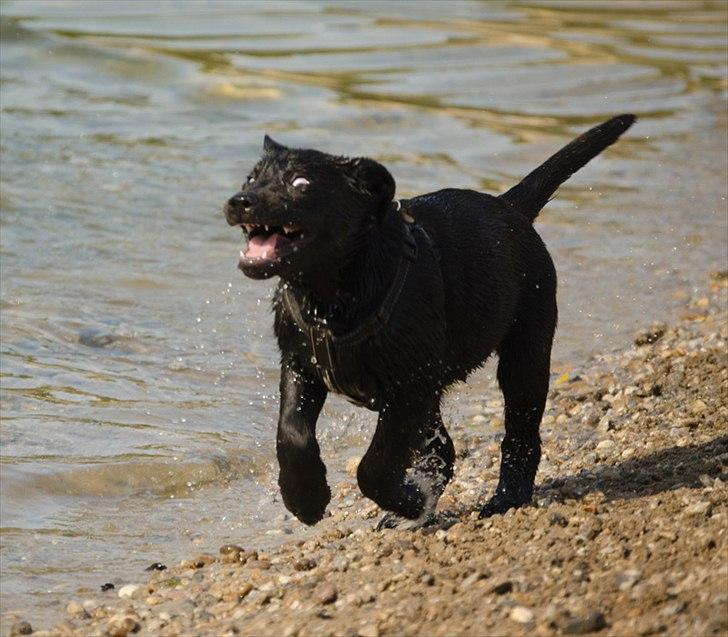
top-left (225, 192), bottom-right (257, 226)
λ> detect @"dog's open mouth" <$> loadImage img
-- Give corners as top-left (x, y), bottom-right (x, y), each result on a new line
top-left (240, 223), bottom-right (307, 264)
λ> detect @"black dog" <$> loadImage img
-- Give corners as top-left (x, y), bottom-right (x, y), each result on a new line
top-left (224, 115), bottom-right (635, 526)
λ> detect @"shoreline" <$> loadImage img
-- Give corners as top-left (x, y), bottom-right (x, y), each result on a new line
top-left (7, 271), bottom-right (728, 637)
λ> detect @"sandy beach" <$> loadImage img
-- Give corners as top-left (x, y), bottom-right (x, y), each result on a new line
top-left (8, 270), bottom-right (726, 637)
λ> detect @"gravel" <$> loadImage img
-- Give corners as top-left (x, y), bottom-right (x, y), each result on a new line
top-left (12, 274), bottom-right (728, 636)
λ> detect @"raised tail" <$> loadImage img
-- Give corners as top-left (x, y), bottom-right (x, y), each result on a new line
top-left (500, 114), bottom-right (636, 222)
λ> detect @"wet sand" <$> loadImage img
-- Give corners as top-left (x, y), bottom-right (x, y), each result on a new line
top-left (8, 269), bottom-right (726, 637)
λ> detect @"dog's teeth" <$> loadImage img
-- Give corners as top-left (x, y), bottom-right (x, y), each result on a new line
top-left (264, 225), bottom-right (270, 232)
top-left (239, 250), bottom-right (245, 258)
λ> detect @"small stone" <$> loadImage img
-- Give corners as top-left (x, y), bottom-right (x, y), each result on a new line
top-left (358, 624), bottom-right (380, 637)
top-left (101, 583), bottom-right (115, 592)
top-left (219, 544), bottom-right (243, 556)
top-left (634, 323), bottom-right (666, 346)
top-left (332, 556), bottom-right (349, 572)
top-left (615, 569), bottom-right (642, 591)
top-left (107, 616), bottom-right (140, 637)
top-left (598, 416), bottom-right (615, 433)
top-left (549, 512), bottom-right (568, 527)
top-left (315, 582), bottom-right (337, 604)
top-left (182, 553), bottom-right (216, 569)
top-left (461, 571), bottom-right (483, 588)
top-left (65, 601), bottom-right (87, 618)
top-left (690, 399), bottom-right (708, 415)
top-left (9, 621), bottom-right (33, 636)
top-left (117, 584), bottom-right (142, 599)
top-left (683, 501), bottom-right (712, 517)
top-left (345, 456), bottom-right (361, 476)
top-left (293, 557), bottom-right (316, 571)
top-left (510, 606), bottom-right (534, 624)
top-left (562, 610), bottom-right (607, 634)
top-left (595, 439), bottom-right (616, 459)
top-left (145, 562), bottom-right (167, 571)
top-left (491, 580), bottom-right (513, 595)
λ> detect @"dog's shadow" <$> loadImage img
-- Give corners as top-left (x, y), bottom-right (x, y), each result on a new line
top-left (536, 434), bottom-right (728, 503)
top-left (433, 435), bottom-right (728, 527)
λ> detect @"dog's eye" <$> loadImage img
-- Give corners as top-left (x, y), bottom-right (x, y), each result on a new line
top-left (292, 177), bottom-right (310, 188)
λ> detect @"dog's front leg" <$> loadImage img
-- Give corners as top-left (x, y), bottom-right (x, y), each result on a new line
top-left (276, 357), bottom-right (330, 525)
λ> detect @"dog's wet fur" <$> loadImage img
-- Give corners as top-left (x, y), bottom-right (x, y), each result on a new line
top-left (224, 115), bottom-right (636, 526)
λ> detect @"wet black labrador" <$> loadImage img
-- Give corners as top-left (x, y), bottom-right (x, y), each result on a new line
top-left (224, 115), bottom-right (635, 526)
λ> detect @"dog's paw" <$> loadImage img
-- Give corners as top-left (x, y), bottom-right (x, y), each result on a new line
top-left (375, 511), bottom-right (436, 531)
top-left (278, 467), bottom-right (331, 526)
top-left (479, 493), bottom-right (528, 518)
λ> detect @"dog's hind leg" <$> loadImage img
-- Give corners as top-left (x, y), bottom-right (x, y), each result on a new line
top-left (481, 284), bottom-right (557, 517)
top-left (358, 395), bottom-right (451, 523)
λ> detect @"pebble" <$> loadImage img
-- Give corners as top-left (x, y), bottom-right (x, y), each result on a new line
top-left (549, 512), bottom-right (568, 527)
top-left (597, 416), bottom-right (615, 432)
top-left (683, 501), bottom-right (713, 517)
top-left (510, 606), bottom-right (534, 624)
top-left (595, 439), bottom-right (616, 458)
top-left (30, 282), bottom-right (728, 637)
top-left (65, 601), bottom-right (87, 618)
top-left (106, 616), bottom-right (140, 637)
top-left (460, 571), bottom-right (483, 588)
top-left (562, 610), bottom-right (607, 634)
top-left (615, 569), bottom-right (642, 591)
top-left (9, 621), bottom-right (33, 636)
top-left (332, 556), bottom-right (349, 572)
top-left (145, 562), bottom-right (167, 572)
top-left (358, 624), bottom-right (380, 637)
top-left (315, 582), bottom-right (338, 604)
top-left (181, 554), bottom-right (216, 569)
top-left (345, 456), bottom-right (361, 476)
top-left (117, 584), bottom-right (142, 599)
top-left (293, 557), bottom-right (316, 571)
top-left (490, 580), bottom-right (513, 595)
top-left (634, 323), bottom-right (666, 346)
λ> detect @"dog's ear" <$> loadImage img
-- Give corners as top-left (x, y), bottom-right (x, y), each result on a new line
top-left (340, 157), bottom-right (396, 218)
top-left (263, 135), bottom-right (286, 155)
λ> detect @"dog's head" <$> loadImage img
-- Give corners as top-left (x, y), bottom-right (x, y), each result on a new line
top-left (224, 136), bottom-right (395, 282)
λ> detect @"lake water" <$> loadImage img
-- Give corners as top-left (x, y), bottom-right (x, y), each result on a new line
top-left (1, 0), bottom-right (726, 629)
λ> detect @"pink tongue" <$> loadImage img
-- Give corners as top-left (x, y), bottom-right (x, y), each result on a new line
top-left (245, 233), bottom-right (285, 260)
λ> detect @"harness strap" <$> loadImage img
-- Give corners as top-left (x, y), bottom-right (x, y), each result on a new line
top-left (281, 199), bottom-right (434, 396)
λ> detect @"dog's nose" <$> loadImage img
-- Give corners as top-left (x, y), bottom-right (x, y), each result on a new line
top-left (229, 192), bottom-right (257, 210)
top-left (225, 191), bottom-right (256, 226)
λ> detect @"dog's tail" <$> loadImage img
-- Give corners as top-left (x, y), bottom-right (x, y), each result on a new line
top-left (499, 114), bottom-right (636, 222)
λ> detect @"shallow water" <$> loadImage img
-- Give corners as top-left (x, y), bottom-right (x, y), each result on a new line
top-left (0, 0), bottom-right (726, 628)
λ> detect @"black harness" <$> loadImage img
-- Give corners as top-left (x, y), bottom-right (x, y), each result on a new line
top-left (280, 200), bottom-right (433, 410)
